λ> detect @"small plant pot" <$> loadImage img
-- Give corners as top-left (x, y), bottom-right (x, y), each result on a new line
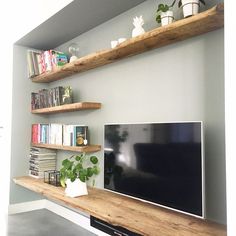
top-left (181, 0), bottom-right (200, 18)
top-left (161, 11), bottom-right (174, 26)
top-left (65, 179), bottom-right (88, 197)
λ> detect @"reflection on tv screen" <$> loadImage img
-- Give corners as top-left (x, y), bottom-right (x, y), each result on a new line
top-left (104, 122), bottom-right (203, 217)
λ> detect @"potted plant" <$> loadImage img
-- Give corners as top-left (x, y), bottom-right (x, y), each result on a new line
top-left (156, 1), bottom-right (176, 26)
top-left (178, 0), bottom-right (205, 18)
top-left (59, 153), bottom-right (99, 197)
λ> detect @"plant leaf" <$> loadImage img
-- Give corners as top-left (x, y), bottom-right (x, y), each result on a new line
top-left (90, 156), bottom-right (98, 164)
top-left (178, 0), bottom-right (182, 8)
top-left (158, 4), bottom-right (164, 11)
top-left (75, 155), bottom-right (82, 161)
top-left (170, 0), bottom-right (176, 7)
top-left (70, 176), bottom-right (76, 182)
top-left (79, 174), bottom-right (86, 182)
top-left (75, 163), bottom-right (83, 170)
top-left (93, 166), bottom-right (99, 175)
top-left (60, 176), bottom-right (66, 188)
top-left (156, 15), bottom-right (161, 23)
top-left (87, 167), bottom-right (93, 177)
top-left (200, 0), bottom-right (205, 5)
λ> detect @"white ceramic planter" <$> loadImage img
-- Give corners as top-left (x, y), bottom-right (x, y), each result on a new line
top-left (182, 0), bottom-right (200, 18)
top-left (161, 11), bottom-right (174, 26)
top-left (65, 178), bottom-right (88, 197)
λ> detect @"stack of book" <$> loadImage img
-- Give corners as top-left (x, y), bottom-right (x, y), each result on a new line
top-left (27, 49), bottom-right (68, 78)
top-left (31, 86), bottom-right (73, 110)
top-left (31, 123), bottom-right (88, 146)
top-left (29, 147), bottom-right (57, 178)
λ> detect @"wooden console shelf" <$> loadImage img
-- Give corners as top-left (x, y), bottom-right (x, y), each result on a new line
top-left (31, 143), bottom-right (101, 153)
top-left (14, 176), bottom-right (226, 236)
top-left (31, 102), bottom-right (101, 114)
top-left (31, 3), bottom-right (224, 83)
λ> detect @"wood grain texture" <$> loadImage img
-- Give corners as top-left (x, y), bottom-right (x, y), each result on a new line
top-left (31, 3), bottom-right (224, 83)
top-left (31, 102), bottom-right (101, 114)
top-left (31, 143), bottom-right (101, 153)
top-left (13, 176), bottom-right (226, 236)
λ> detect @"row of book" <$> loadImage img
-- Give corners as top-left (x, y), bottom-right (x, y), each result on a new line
top-left (31, 86), bottom-right (73, 110)
top-left (31, 123), bottom-right (89, 146)
top-left (29, 147), bottom-right (57, 179)
top-left (27, 49), bottom-right (68, 78)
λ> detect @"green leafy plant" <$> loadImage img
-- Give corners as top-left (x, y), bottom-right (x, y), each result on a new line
top-left (59, 153), bottom-right (99, 187)
top-left (177, 0), bottom-right (205, 8)
top-left (156, 1), bottom-right (176, 23)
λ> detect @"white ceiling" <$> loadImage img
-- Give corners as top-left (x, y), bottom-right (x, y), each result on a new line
top-left (16, 0), bottom-right (146, 49)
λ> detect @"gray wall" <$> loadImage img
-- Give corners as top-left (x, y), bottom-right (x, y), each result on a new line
top-left (11, 0), bottom-right (226, 224)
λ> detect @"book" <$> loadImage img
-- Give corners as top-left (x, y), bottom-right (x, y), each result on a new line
top-left (63, 124), bottom-right (74, 146)
top-left (74, 125), bottom-right (88, 146)
top-left (43, 50), bottom-right (53, 72)
top-left (31, 86), bottom-right (73, 110)
top-left (49, 123), bottom-right (63, 145)
top-left (51, 50), bottom-right (68, 70)
top-left (29, 147), bottom-right (57, 179)
top-left (27, 49), bottom-right (43, 78)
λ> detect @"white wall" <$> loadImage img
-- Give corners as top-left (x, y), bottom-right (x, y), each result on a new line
top-left (0, 1), bottom-right (73, 235)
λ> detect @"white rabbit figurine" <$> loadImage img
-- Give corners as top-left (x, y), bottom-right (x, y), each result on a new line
top-left (132, 15), bottom-right (145, 37)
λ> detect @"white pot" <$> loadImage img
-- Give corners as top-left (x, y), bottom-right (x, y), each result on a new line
top-left (181, 0), bottom-right (200, 18)
top-left (161, 11), bottom-right (174, 26)
top-left (65, 179), bottom-right (88, 197)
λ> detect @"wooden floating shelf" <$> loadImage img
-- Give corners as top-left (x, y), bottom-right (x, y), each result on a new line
top-left (31, 143), bottom-right (101, 153)
top-left (31, 102), bottom-right (101, 114)
top-left (14, 176), bottom-right (226, 236)
top-left (31, 3), bottom-right (224, 83)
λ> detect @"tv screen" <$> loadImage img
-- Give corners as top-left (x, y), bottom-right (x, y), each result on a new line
top-left (104, 122), bottom-right (204, 217)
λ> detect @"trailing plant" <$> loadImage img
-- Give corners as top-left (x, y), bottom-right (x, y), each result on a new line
top-left (156, 0), bottom-right (176, 23)
top-left (59, 153), bottom-right (99, 187)
top-left (177, 0), bottom-right (205, 8)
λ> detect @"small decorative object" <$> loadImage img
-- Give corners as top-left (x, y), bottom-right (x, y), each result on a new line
top-left (178, 0), bottom-right (205, 18)
top-left (111, 40), bottom-right (118, 48)
top-left (68, 43), bottom-right (80, 62)
top-left (44, 170), bottom-right (61, 186)
top-left (156, 2), bottom-right (175, 26)
top-left (132, 16), bottom-right (145, 38)
top-left (118, 38), bottom-right (127, 44)
top-left (60, 153), bottom-right (99, 197)
top-left (111, 38), bottom-right (127, 49)
top-left (61, 86), bottom-right (73, 105)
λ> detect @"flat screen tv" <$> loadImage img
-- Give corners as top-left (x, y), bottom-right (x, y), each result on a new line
top-left (104, 122), bottom-right (205, 218)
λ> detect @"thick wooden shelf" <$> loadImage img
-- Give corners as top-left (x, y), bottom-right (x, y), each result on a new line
top-left (31, 102), bottom-right (101, 114)
top-left (31, 3), bottom-right (224, 83)
top-left (31, 143), bottom-right (101, 153)
top-left (14, 176), bottom-right (226, 236)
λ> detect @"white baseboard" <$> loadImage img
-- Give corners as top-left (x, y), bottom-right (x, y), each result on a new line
top-left (8, 200), bottom-right (108, 236)
top-left (45, 200), bottom-right (108, 235)
top-left (8, 199), bottom-right (47, 215)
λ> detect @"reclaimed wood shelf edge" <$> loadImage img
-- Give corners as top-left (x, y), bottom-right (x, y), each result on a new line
top-left (31, 143), bottom-right (101, 153)
top-left (31, 3), bottom-right (224, 83)
top-left (31, 102), bottom-right (101, 114)
top-left (13, 176), bottom-right (226, 236)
